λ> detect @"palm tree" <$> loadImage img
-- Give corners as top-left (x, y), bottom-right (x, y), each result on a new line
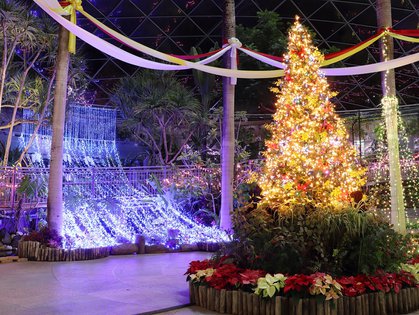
top-left (219, 0), bottom-right (236, 231)
top-left (1, 10), bottom-right (53, 166)
top-left (47, 20), bottom-right (71, 235)
top-left (376, 0), bottom-right (406, 233)
top-left (113, 70), bottom-right (200, 165)
top-left (190, 45), bottom-right (221, 162)
top-left (0, 0), bottom-right (28, 113)
top-left (16, 73), bottom-right (56, 166)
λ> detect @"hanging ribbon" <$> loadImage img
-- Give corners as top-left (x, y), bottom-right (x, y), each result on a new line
top-left (390, 29), bottom-right (419, 37)
top-left (228, 37), bottom-right (242, 85)
top-left (35, 0), bottom-right (419, 78)
top-left (389, 33), bottom-right (419, 43)
top-left (239, 29), bottom-right (418, 65)
top-left (170, 48), bottom-right (224, 60)
top-left (59, 0), bottom-right (83, 54)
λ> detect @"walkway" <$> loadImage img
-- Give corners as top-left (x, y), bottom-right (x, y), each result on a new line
top-left (0, 252), bottom-right (213, 315)
top-left (1, 252), bottom-right (418, 315)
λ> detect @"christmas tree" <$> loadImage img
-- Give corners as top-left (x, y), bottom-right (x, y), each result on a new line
top-left (258, 17), bottom-right (366, 214)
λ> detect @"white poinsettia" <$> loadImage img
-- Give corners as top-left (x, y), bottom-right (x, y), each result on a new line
top-left (254, 273), bottom-right (287, 298)
top-left (189, 268), bottom-right (215, 283)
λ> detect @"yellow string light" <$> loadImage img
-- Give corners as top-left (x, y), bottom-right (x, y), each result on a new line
top-left (257, 19), bottom-right (366, 214)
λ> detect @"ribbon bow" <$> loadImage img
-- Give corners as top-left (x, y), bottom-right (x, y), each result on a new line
top-left (227, 37), bottom-right (242, 85)
top-left (60, 0), bottom-right (83, 54)
top-left (228, 37), bottom-right (242, 48)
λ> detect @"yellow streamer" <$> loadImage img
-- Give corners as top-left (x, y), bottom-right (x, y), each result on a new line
top-left (48, 0), bottom-right (418, 65)
top-left (60, 0), bottom-right (83, 54)
top-left (321, 31), bottom-right (386, 66)
top-left (78, 9), bottom-right (189, 66)
top-left (390, 33), bottom-right (419, 43)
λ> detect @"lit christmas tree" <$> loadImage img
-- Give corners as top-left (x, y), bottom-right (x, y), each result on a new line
top-left (258, 18), bottom-right (366, 214)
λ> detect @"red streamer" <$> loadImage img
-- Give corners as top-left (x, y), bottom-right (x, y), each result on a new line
top-left (389, 29), bottom-right (419, 37)
top-left (170, 49), bottom-right (223, 60)
top-left (324, 29), bottom-right (385, 60)
top-left (59, 1), bottom-right (71, 7)
top-left (81, 13), bottom-right (419, 65)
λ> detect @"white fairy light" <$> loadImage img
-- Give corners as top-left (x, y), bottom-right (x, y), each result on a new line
top-left (20, 106), bottom-right (229, 248)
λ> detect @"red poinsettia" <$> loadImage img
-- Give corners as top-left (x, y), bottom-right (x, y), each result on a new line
top-left (284, 274), bottom-right (314, 295)
top-left (395, 271), bottom-right (417, 288)
top-left (186, 258), bottom-right (418, 297)
top-left (185, 259), bottom-right (213, 275)
top-left (337, 271), bottom-right (417, 297)
top-left (240, 269), bottom-right (266, 285)
top-left (206, 263), bottom-right (242, 290)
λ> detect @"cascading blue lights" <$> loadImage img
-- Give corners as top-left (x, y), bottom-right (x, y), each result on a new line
top-left (20, 106), bottom-right (229, 248)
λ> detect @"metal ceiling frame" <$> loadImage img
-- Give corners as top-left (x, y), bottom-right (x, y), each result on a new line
top-left (26, 0), bottom-right (419, 111)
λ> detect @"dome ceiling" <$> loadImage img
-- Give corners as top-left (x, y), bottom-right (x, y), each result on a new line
top-left (28, 0), bottom-right (419, 111)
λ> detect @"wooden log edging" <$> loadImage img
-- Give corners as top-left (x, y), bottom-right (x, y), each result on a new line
top-left (17, 241), bottom-right (111, 261)
top-left (190, 283), bottom-right (419, 315)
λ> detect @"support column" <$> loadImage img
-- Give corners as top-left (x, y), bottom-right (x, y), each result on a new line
top-left (377, 0), bottom-right (406, 233)
top-left (219, 0), bottom-right (236, 231)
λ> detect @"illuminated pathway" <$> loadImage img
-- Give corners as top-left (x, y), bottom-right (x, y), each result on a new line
top-left (0, 252), bottom-right (216, 315)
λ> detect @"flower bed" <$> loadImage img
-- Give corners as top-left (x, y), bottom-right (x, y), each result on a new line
top-left (186, 258), bottom-right (419, 315)
top-left (18, 241), bottom-right (111, 261)
top-left (189, 283), bottom-right (418, 315)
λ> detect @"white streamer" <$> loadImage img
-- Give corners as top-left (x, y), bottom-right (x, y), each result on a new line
top-left (239, 47), bottom-right (419, 76)
top-left (36, 0), bottom-right (419, 78)
top-left (239, 47), bottom-right (286, 69)
top-left (35, 0), bottom-right (284, 78)
top-left (321, 53), bottom-right (419, 76)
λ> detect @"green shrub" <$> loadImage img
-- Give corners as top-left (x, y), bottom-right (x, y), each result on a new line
top-left (221, 204), bottom-right (411, 276)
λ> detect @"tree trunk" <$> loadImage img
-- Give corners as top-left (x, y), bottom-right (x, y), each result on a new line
top-left (376, 0), bottom-right (406, 234)
top-left (0, 28), bottom-right (8, 113)
top-left (220, 0), bottom-right (236, 231)
top-left (3, 81), bottom-right (23, 166)
top-left (17, 72), bottom-right (56, 166)
top-left (47, 21), bottom-right (70, 235)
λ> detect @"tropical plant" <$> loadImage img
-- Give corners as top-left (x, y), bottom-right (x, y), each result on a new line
top-left (0, 2), bottom-right (57, 166)
top-left (0, 0), bottom-right (35, 112)
top-left (112, 70), bottom-right (200, 165)
top-left (190, 45), bottom-right (222, 162)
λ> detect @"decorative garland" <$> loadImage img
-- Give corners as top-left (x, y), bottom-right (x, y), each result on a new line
top-left (37, 0), bottom-right (419, 78)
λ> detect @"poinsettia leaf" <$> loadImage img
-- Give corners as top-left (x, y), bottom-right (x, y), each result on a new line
top-left (266, 273), bottom-right (276, 285)
top-left (267, 285), bottom-right (276, 297)
top-left (258, 279), bottom-right (269, 289)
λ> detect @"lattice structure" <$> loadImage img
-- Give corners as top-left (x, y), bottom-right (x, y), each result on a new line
top-left (26, 0), bottom-right (419, 110)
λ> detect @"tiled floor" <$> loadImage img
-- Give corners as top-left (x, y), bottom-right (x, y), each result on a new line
top-left (0, 252), bottom-right (212, 315)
